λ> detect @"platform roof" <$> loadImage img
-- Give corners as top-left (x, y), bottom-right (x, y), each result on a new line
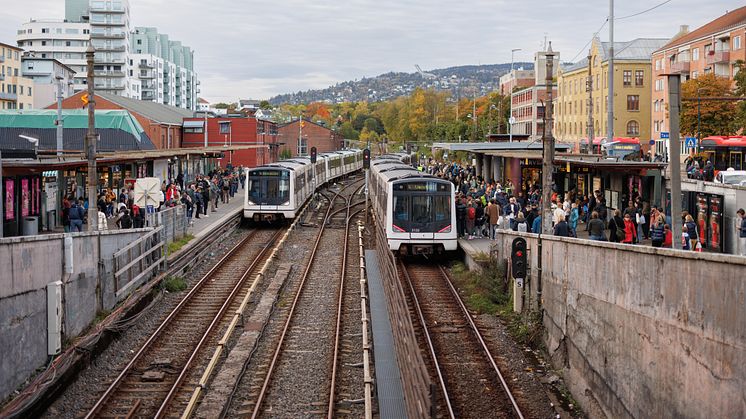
top-left (432, 141), bottom-right (571, 152)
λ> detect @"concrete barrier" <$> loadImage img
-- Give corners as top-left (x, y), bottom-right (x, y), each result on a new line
top-left (0, 228), bottom-right (156, 402)
top-left (490, 230), bottom-right (746, 418)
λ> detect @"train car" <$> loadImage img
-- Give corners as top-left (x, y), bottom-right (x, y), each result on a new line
top-left (370, 156), bottom-right (457, 255)
top-left (244, 149), bottom-right (363, 222)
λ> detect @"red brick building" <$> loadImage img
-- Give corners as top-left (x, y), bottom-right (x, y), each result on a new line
top-left (277, 118), bottom-right (344, 158)
top-left (52, 91), bottom-right (192, 149)
top-left (181, 116), bottom-right (279, 168)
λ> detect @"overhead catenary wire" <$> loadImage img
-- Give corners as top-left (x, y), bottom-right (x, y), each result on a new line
top-left (616, 0), bottom-right (674, 20)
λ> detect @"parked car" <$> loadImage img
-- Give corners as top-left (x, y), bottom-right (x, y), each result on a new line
top-left (713, 168), bottom-right (746, 185)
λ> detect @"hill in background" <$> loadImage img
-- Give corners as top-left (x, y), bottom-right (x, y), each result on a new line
top-left (268, 62), bottom-right (534, 105)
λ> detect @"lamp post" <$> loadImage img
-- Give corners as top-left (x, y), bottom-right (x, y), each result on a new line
top-left (85, 43), bottom-right (97, 230)
top-left (509, 48), bottom-right (521, 143)
top-left (55, 75), bottom-right (64, 156)
top-left (541, 42), bottom-right (555, 235)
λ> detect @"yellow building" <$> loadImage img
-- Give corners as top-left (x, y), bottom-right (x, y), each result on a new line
top-left (1, 42), bottom-right (34, 110)
top-left (555, 37), bottom-right (667, 152)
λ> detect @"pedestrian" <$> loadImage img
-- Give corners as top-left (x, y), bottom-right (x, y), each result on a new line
top-left (622, 213), bottom-right (637, 244)
top-left (456, 197), bottom-right (466, 238)
top-left (97, 208), bottom-right (108, 231)
top-left (684, 214), bottom-right (699, 251)
top-left (609, 209), bottom-right (625, 243)
top-left (553, 213), bottom-right (571, 237)
top-left (62, 196), bottom-right (71, 233)
top-left (641, 202), bottom-right (651, 239)
top-left (569, 202), bottom-right (579, 237)
top-left (663, 224), bottom-right (673, 248)
top-left (532, 215), bottom-right (542, 234)
top-left (514, 212), bottom-right (528, 232)
top-left (737, 208), bottom-right (746, 256)
top-left (466, 200), bottom-right (476, 239)
top-left (650, 215), bottom-right (665, 248)
top-left (487, 199), bottom-right (499, 240)
top-left (68, 199), bottom-right (84, 232)
top-left (117, 209), bottom-right (133, 229)
top-left (681, 225), bottom-right (691, 250)
top-left (588, 211), bottom-right (606, 241)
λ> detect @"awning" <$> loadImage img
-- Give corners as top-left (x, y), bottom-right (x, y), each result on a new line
top-left (182, 120), bottom-right (205, 128)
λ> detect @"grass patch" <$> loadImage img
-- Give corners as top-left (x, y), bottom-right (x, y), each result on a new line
top-left (162, 276), bottom-right (187, 293)
top-left (168, 234), bottom-right (194, 254)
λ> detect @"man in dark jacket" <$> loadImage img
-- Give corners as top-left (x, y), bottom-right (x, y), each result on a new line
top-left (553, 214), bottom-right (571, 237)
top-left (68, 201), bottom-right (85, 232)
top-left (456, 198), bottom-right (467, 238)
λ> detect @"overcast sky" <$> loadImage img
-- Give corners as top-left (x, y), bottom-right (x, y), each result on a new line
top-left (0, 0), bottom-right (738, 103)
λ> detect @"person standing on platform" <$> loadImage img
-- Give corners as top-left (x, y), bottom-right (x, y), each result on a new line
top-left (456, 197), bottom-right (467, 238)
top-left (588, 212), bottom-right (606, 241)
top-left (553, 214), bottom-right (571, 237)
top-left (684, 214), bottom-right (699, 251)
top-left (487, 200), bottom-right (499, 240)
top-left (609, 209), bottom-right (625, 243)
top-left (68, 199), bottom-right (84, 232)
top-left (622, 213), bottom-right (637, 244)
top-left (650, 215), bottom-right (665, 248)
top-left (569, 202), bottom-right (579, 237)
top-left (737, 208), bottom-right (746, 256)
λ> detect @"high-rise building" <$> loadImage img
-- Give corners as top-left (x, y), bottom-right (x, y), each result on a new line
top-left (17, 0), bottom-right (199, 110)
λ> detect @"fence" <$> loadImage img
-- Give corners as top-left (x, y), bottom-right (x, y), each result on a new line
top-left (145, 204), bottom-right (189, 245)
top-left (112, 226), bottom-right (166, 300)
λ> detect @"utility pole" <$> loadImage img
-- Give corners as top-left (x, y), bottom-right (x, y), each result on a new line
top-left (668, 74), bottom-right (682, 250)
top-left (203, 110), bottom-right (208, 148)
top-left (607, 0), bottom-right (614, 144)
top-left (472, 91), bottom-right (477, 142)
top-left (541, 42), bottom-right (555, 235)
top-left (587, 50), bottom-right (594, 155)
top-left (56, 75), bottom-right (64, 156)
top-left (85, 43), bottom-right (98, 230)
top-left (509, 48), bottom-right (521, 143)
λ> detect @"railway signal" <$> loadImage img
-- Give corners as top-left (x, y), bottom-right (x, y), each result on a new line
top-left (310, 146), bottom-right (317, 163)
top-left (511, 237), bottom-right (527, 282)
top-left (363, 148), bottom-right (370, 169)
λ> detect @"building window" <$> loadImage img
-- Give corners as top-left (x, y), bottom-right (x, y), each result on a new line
top-left (627, 95), bottom-right (640, 111)
top-left (623, 70), bottom-right (632, 86)
top-left (692, 48), bottom-right (699, 61)
top-left (298, 137), bottom-right (307, 156)
top-left (635, 70), bottom-right (644, 86)
top-left (83, 29), bottom-right (90, 34)
top-left (66, 41), bottom-right (71, 47)
top-left (692, 70), bottom-right (698, 79)
top-left (627, 120), bottom-right (640, 136)
top-left (219, 122), bottom-right (230, 134)
top-left (137, 39), bottom-right (142, 45)
top-left (735, 36), bottom-right (742, 50)
top-left (655, 59), bottom-right (661, 70)
top-left (28, 87), bottom-right (32, 96)
top-left (41, 41), bottom-right (47, 46)
top-left (41, 28), bottom-right (49, 33)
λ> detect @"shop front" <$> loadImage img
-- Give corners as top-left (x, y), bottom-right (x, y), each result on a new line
top-left (2, 173), bottom-right (43, 236)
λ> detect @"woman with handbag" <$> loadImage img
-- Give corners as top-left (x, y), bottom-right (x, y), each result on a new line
top-left (608, 209), bottom-right (625, 243)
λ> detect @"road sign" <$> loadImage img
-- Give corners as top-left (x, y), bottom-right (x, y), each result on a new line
top-left (660, 132), bottom-right (669, 139)
top-left (649, 139), bottom-right (655, 146)
top-left (508, 116), bottom-right (516, 125)
top-left (685, 137), bottom-right (697, 149)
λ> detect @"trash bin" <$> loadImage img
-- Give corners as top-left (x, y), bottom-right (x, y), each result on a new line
top-left (23, 216), bottom-right (39, 236)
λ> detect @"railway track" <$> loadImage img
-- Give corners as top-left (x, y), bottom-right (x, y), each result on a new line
top-left (400, 260), bottom-right (524, 419)
top-left (224, 178), bottom-right (364, 418)
top-left (83, 227), bottom-right (284, 418)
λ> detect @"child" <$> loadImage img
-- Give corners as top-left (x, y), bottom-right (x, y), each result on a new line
top-left (663, 224), bottom-right (672, 248)
top-left (681, 225), bottom-right (691, 250)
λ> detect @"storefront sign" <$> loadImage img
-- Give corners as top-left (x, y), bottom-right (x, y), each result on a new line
top-left (4, 179), bottom-right (13, 220)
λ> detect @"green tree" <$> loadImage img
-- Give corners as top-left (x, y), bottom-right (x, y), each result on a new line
top-left (213, 102), bottom-right (231, 109)
top-left (338, 121), bottom-right (359, 141)
top-left (259, 100), bottom-right (272, 110)
top-left (733, 60), bottom-right (746, 131)
top-left (681, 73), bottom-right (739, 138)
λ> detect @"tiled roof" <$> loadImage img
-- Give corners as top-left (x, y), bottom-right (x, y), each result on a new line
top-left (658, 6), bottom-right (746, 51)
top-left (96, 92), bottom-right (194, 125)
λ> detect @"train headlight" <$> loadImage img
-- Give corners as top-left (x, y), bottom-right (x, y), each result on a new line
top-left (282, 201), bottom-right (290, 206)
top-left (247, 199), bottom-right (256, 205)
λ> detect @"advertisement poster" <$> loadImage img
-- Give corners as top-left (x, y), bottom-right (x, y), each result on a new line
top-left (45, 181), bottom-right (58, 211)
top-left (696, 193), bottom-right (708, 248)
top-left (708, 195), bottom-right (723, 252)
top-left (21, 179), bottom-right (29, 217)
top-left (4, 179), bottom-right (13, 220)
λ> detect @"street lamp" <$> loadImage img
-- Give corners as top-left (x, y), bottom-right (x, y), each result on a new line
top-left (509, 48), bottom-right (521, 143)
top-left (488, 104), bottom-right (497, 135)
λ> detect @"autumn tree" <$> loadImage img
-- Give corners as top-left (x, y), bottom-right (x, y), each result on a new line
top-left (305, 102), bottom-right (331, 124)
top-left (681, 73), bottom-right (739, 138)
top-left (733, 60), bottom-right (746, 131)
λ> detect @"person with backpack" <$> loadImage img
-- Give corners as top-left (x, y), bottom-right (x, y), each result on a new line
top-left (513, 212), bottom-right (528, 232)
top-left (117, 209), bottom-right (133, 229)
top-left (466, 200), bottom-right (477, 239)
top-left (684, 214), bottom-right (699, 251)
top-left (68, 199), bottom-right (85, 232)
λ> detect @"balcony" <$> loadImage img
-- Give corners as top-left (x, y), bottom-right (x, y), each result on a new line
top-left (94, 70), bottom-right (125, 77)
top-left (94, 45), bottom-right (126, 52)
top-left (94, 84), bottom-right (125, 91)
top-left (706, 50), bottom-right (730, 65)
top-left (90, 20), bottom-right (126, 26)
top-left (139, 62), bottom-right (154, 69)
top-left (142, 92), bottom-right (155, 101)
top-left (91, 32), bottom-right (126, 39)
top-left (89, 5), bottom-right (126, 13)
top-left (94, 56), bottom-right (126, 65)
top-left (0, 92), bottom-right (18, 101)
top-left (669, 61), bottom-right (690, 74)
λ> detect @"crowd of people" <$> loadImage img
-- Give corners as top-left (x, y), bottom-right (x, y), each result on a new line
top-left (60, 166), bottom-right (246, 232)
top-left (422, 159), bottom-right (731, 251)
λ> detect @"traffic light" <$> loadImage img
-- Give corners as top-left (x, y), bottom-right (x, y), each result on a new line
top-left (511, 237), bottom-right (527, 279)
top-left (363, 148), bottom-right (371, 169)
top-left (81, 93), bottom-right (89, 107)
top-left (310, 146), bottom-right (317, 163)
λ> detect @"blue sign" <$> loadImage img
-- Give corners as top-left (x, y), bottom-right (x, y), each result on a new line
top-left (685, 137), bottom-right (697, 149)
top-left (649, 139), bottom-right (656, 146)
top-left (660, 132), bottom-right (670, 139)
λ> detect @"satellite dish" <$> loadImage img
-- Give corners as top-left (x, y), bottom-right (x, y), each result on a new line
top-left (134, 177), bottom-right (163, 209)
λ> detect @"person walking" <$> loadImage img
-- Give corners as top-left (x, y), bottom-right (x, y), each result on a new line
top-left (737, 208), bottom-right (746, 256)
top-left (569, 202), bottom-right (579, 238)
top-left (684, 214), bottom-right (699, 251)
top-left (588, 211), bottom-right (606, 241)
top-left (609, 209), bottom-right (625, 243)
top-left (487, 200), bottom-right (499, 240)
top-left (553, 213), bottom-right (571, 237)
top-left (650, 215), bottom-right (665, 248)
top-left (97, 208), bottom-right (108, 231)
top-left (622, 213), bottom-right (637, 244)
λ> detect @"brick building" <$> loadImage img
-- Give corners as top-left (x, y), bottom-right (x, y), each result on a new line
top-left (277, 118), bottom-right (344, 158)
top-left (53, 91), bottom-right (192, 149)
top-left (510, 50), bottom-right (559, 142)
top-left (181, 115), bottom-right (278, 168)
top-left (651, 7), bottom-right (746, 150)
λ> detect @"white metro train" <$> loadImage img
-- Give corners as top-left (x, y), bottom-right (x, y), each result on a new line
top-left (244, 149), bottom-right (364, 222)
top-left (370, 154), bottom-right (458, 255)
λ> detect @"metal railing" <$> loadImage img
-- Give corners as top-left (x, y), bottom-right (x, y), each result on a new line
top-left (146, 204), bottom-right (189, 245)
top-left (113, 226), bottom-right (165, 299)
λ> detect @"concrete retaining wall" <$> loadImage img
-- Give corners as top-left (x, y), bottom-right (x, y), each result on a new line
top-left (0, 229), bottom-right (154, 402)
top-left (491, 230), bottom-right (746, 418)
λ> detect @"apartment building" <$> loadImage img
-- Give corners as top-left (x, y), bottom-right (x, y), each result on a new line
top-left (17, 0), bottom-right (199, 110)
top-left (499, 69), bottom-right (534, 96)
top-left (510, 50), bottom-right (559, 142)
top-left (0, 43), bottom-right (34, 110)
top-left (651, 6), bottom-right (746, 141)
top-left (555, 36), bottom-right (667, 152)
top-left (21, 56), bottom-right (76, 108)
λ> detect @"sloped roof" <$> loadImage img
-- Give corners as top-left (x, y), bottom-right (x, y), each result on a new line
top-left (658, 6), bottom-right (746, 51)
top-left (198, 97), bottom-right (209, 104)
top-left (96, 92), bottom-right (194, 125)
top-left (564, 37), bottom-right (668, 73)
top-left (0, 109), bottom-right (154, 151)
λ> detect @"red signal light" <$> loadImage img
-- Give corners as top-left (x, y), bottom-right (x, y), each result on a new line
top-left (516, 251), bottom-right (523, 257)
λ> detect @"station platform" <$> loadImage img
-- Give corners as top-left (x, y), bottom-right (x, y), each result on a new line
top-left (187, 194), bottom-right (244, 239)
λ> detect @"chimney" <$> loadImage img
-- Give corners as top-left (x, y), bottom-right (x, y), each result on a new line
top-left (679, 25), bottom-right (689, 34)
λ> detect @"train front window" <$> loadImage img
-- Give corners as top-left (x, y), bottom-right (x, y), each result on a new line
top-left (248, 170), bottom-right (290, 205)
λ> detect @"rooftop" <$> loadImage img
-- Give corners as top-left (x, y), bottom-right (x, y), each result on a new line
top-left (563, 37), bottom-right (669, 73)
top-left (657, 6), bottom-right (746, 51)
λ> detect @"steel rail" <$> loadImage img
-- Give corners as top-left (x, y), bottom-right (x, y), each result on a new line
top-left (437, 265), bottom-right (524, 419)
top-left (84, 229), bottom-right (261, 418)
top-left (153, 228), bottom-right (285, 418)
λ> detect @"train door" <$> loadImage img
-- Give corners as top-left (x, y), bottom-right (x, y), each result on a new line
top-left (729, 151), bottom-right (743, 170)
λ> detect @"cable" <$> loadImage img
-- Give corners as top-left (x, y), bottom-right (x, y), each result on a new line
top-left (616, 0), bottom-right (673, 20)
top-left (569, 19), bottom-right (609, 64)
